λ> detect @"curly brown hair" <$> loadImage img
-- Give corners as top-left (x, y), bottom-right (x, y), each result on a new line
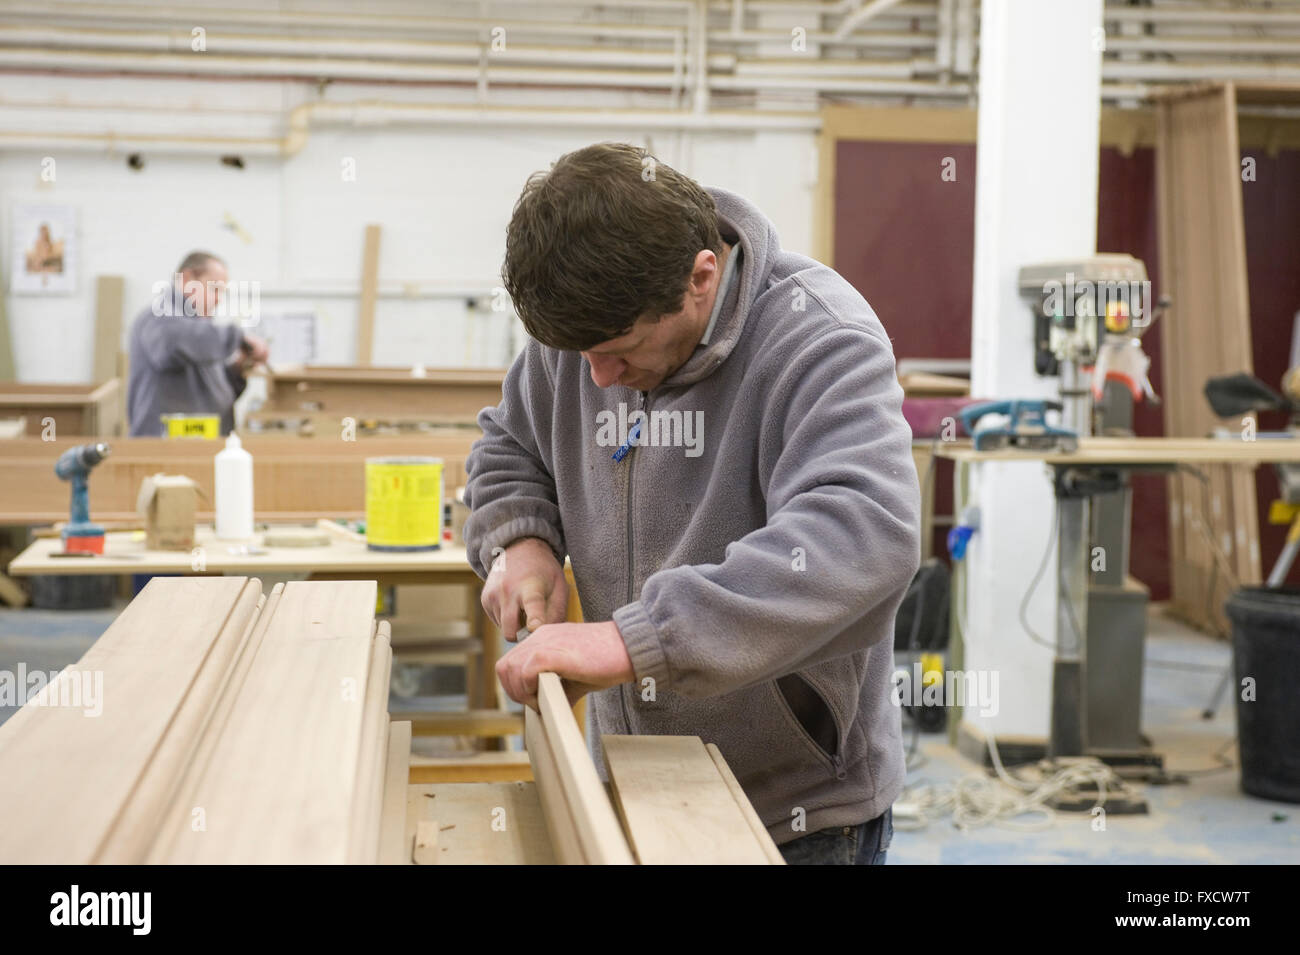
top-left (502, 143), bottom-right (723, 351)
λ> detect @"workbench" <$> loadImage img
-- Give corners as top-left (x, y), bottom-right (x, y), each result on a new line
top-left (0, 577), bottom-right (782, 865)
top-left (935, 435), bottom-right (1300, 764)
top-left (6, 526), bottom-right (561, 734)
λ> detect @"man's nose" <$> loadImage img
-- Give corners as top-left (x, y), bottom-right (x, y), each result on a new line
top-left (584, 352), bottom-right (626, 388)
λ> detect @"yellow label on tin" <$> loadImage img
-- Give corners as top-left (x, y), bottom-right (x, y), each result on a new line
top-left (161, 414), bottom-right (219, 439)
top-left (365, 458), bottom-right (444, 549)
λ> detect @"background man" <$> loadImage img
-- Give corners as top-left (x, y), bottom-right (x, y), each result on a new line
top-left (465, 143), bottom-right (920, 865)
top-left (127, 250), bottom-right (268, 437)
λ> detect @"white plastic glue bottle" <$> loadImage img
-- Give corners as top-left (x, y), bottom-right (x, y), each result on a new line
top-left (215, 432), bottom-right (254, 539)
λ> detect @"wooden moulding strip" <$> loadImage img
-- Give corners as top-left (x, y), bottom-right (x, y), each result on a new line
top-left (144, 582), bottom-right (286, 863)
top-left (349, 620), bottom-right (393, 865)
top-left (379, 720), bottom-right (412, 865)
top-left (524, 704), bottom-right (585, 864)
top-left (602, 734), bottom-right (773, 865)
top-left (532, 673), bottom-right (634, 865)
top-left (96, 580), bottom-right (270, 863)
top-left (157, 580), bottom-right (378, 864)
top-left (0, 577), bottom-right (262, 864)
top-left (704, 743), bottom-right (786, 865)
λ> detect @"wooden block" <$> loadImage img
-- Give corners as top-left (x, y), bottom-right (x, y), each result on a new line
top-left (413, 820), bottom-right (439, 864)
top-left (602, 734), bottom-right (773, 865)
top-left (532, 673), bottom-right (634, 865)
top-left (379, 721), bottom-right (412, 865)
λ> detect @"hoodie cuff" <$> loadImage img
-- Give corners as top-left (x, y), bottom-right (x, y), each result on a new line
top-left (472, 516), bottom-right (565, 580)
top-left (612, 600), bottom-right (671, 691)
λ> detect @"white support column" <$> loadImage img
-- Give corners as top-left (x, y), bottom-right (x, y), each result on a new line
top-left (962, 0), bottom-right (1103, 742)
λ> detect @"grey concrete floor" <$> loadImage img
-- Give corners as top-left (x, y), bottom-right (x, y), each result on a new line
top-left (2, 601), bottom-right (1295, 864)
top-left (892, 611), bottom-right (1299, 864)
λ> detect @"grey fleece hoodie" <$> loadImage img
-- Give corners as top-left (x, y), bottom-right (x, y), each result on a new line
top-left (465, 186), bottom-right (920, 845)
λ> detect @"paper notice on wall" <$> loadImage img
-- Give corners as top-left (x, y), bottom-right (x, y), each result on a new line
top-left (11, 203), bottom-right (77, 294)
top-left (258, 311), bottom-right (317, 367)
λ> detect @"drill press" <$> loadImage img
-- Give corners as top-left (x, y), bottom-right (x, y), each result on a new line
top-left (54, 443), bottom-right (111, 554)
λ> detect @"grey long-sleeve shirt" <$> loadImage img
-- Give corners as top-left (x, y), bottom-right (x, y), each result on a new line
top-left (465, 186), bottom-right (921, 844)
top-left (126, 289), bottom-right (246, 437)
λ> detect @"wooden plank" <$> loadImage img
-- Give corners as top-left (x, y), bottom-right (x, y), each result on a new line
top-left (0, 284), bottom-right (12, 379)
top-left (1154, 83), bottom-right (1261, 630)
top-left (379, 721), bottom-right (412, 864)
top-left (524, 705), bottom-right (584, 863)
top-left (348, 621), bottom-right (392, 864)
top-left (532, 673), bottom-right (634, 865)
top-left (357, 225), bottom-right (381, 364)
top-left (406, 782), bottom-right (556, 865)
top-left (704, 743), bottom-right (786, 865)
top-left (145, 583), bottom-right (286, 862)
top-left (156, 580), bottom-right (378, 864)
top-left (96, 582), bottom-right (267, 863)
top-left (602, 734), bottom-right (772, 865)
top-left (93, 275), bottom-right (125, 384)
top-left (408, 751), bottom-right (532, 784)
top-left (412, 820), bottom-right (439, 864)
top-left (0, 576), bottom-right (262, 863)
top-left (391, 708), bottom-right (522, 738)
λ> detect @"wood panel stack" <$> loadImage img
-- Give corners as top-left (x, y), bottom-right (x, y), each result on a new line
top-left (1154, 82), bottom-right (1262, 634)
top-left (0, 577), bottom-right (405, 864)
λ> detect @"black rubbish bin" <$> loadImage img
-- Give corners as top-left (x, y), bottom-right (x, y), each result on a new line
top-left (1226, 586), bottom-right (1300, 804)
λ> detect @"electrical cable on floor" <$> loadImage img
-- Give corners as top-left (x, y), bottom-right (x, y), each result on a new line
top-left (897, 534), bottom-right (1124, 833)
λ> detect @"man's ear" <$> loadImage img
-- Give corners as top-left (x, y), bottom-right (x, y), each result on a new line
top-left (690, 249), bottom-right (718, 294)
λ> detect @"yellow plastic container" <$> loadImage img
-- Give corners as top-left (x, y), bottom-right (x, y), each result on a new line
top-left (365, 457), bottom-right (444, 551)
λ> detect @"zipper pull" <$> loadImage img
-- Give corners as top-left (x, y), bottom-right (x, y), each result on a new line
top-left (833, 754), bottom-right (848, 780)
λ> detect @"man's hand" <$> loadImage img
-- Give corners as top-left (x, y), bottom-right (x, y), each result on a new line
top-left (496, 621), bottom-right (635, 709)
top-left (481, 537), bottom-right (568, 640)
top-left (240, 333), bottom-right (270, 365)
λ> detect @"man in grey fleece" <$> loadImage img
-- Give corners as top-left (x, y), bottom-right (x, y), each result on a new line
top-left (465, 144), bottom-right (920, 865)
top-left (127, 251), bottom-right (269, 437)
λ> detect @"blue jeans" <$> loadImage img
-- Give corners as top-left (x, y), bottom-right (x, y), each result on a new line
top-left (778, 808), bottom-right (893, 865)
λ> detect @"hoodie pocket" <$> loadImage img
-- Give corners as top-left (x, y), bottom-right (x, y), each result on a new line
top-left (773, 673), bottom-right (847, 780)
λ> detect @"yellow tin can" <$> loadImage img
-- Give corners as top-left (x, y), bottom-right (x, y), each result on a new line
top-left (365, 457), bottom-right (444, 551)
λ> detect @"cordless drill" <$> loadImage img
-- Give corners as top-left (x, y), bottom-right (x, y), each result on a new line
top-left (54, 443), bottom-right (110, 554)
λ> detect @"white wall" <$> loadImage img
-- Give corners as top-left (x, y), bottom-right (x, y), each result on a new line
top-left (0, 77), bottom-right (818, 384)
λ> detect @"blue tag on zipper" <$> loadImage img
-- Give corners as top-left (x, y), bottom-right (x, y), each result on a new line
top-left (612, 421), bottom-right (642, 462)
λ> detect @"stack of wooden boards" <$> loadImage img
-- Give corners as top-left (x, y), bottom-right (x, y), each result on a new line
top-left (420, 672), bottom-right (783, 865)
top-left (0, 576), bottom-right (408, 864)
